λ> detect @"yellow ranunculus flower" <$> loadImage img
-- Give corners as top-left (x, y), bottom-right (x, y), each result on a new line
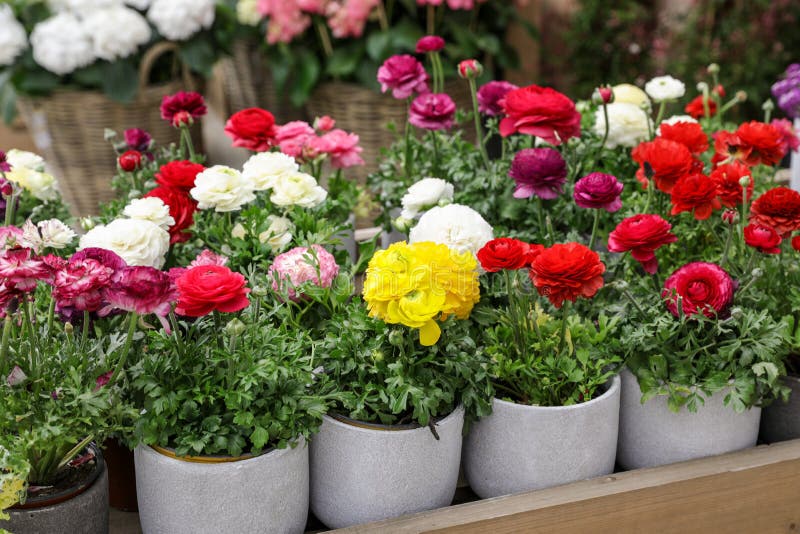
top-left (612, 83), bottom-right (650, 107)
top-left (363, 241), bottom-right (479, 345)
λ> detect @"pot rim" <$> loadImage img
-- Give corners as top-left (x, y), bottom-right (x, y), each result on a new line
top-left (491, 374), bottom-right (620, 413)
top-left (323, 404), bottom-right (465, 433)
top-left (146, 435), bottom-right (305, 465)
top-left (783, 374), bottom-right (800, 385)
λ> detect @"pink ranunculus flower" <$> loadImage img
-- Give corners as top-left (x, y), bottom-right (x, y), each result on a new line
top-left (259, 0), bottom-right (311, 44)
top-left (189, 249), bottom-right (229, 268)
top-left (377, 55), bottom-right (429, 100)
top-left (0, 248), bottom-right (49, 292)
top-left (771, 118), bottom-right (800, 155)
top-left (662, 262), bottom-right (735, 319)
top-left (269, 245), bottom-right (339, 301)
top-left (275, 121), bottom-right (316, 159)
top-left (0, 226), bottom-right (23, 250)
top-left (409, 93), bottom-right (456, 131)
top-left (297, 0), bottom-right (327, 13)
top-left (102, 266), bottom-right (177, 331)
top-left (573, 172), bottom-right (624, 212)
top-left (311, 129), bottom-right (365, 168)
top-left (477, 81), bottom-right (519, 117)
top-left (314, 115), bottom-right (336, 132)
top-left (508, 147), bottom-right (567, 200)
top-left (53, 258), bottom-right (116, 316)
top-left (326, 0), bottom-right (378, 39)
top-left (416, 35), bottom-right (445, 53)
top-left (416, 0), bottom-right (444, 5)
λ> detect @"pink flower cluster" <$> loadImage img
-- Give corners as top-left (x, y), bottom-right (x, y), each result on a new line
top-left (257, 0), bottom-right (378, 44)
top-left (275, 118), bottom-right (364, 168)
top-left (416, 0), bottom-right (488, 9)
top-left (269, 245), bottom-right (339, 301)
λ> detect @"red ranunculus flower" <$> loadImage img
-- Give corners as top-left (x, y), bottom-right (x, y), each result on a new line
top-left (607, 214), bottom-right (677, 274)
top-left (175, 265), bottom-right (250, 317)
top-left (670, 173), bottom-right (721, 220)
top-left (160, 91), bottom-right (207, 127)
top-left (118, 150), bottom-right (142, 172)
top-left (744, 223), bottom-right (782, 254)
top-left (792, 235), bottom-right (800, 252)
top-left (499, 85), bottom-right (581, 144)
top-left (684, 95), bottom-right (717, 119)
top-left (749, 187), bottom-right (800, 237)
top-left (477, 238), bottom-right (537, 272)
top-left (144, 186), bottom-right (197, 244)
top-left (224, 108), bottom-right (277, 152)
top-left (709, 162), bottom-right (753, 208)
top-left (714, 121), bottom-right (785, 167)
top-left (658, 121), bottom-right (709, 155)
top-left (529, 242), bottom-right (605, 308)
top-left (662, 262), bottom-right (735, 318)
top-left (155, 160), bottom-right (206, 191)
top-left (632, 138), bottom-right (695, 194)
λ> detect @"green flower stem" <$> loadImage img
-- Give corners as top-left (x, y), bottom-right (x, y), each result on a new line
top-left (556, 300), bottom-right (570, 356)
top-left (535, 197), bottom-right (545, 242)
top-left (79, 310), bottom-right (90, 356)
top-left (763, 106), bottom-right (772, 123)
top-left (469, 78), bottom-right (490, 168)
top-left (0, 315), bottom-right (12, 370)
top-left (622, 288), bottom-right (646, 315)
top-left (588, 209), bottom-right (601, 251)
top-left (4, 192), bottom-right (17, 227)
top-left (314, 17), bottom-right (334, 58)
top-left (180, 125), bottom-right (195, 160)
top-left (546, 215), bottom-right (556, 246)
top-left (643, 182), bottom-right (655, 213)
top-left (21, 301), bottom-right (39, 373)
top-left (46, 295), bottom-right (55, 335)
top-left (169, 311), bottom-right (185, 358)
top-left (109, 311), bottom-right (138, 386)
top-left (599, 102), bottom-right (610, 150)
top-left (720, 222), bottom-right (735, 269)
top-left (654, 100), bottom-right (667, 129)
top-left (404, 98), bottom-right (414, 178)
top-left (431, 130), bottom-right (440, 177)
top-left (703, 218), bottom-right (726, 251)
top-left (213, 311), bottom-right (224, 351)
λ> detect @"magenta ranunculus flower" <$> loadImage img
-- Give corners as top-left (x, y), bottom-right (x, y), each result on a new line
top-left (377, 54), bottom-right (429, 100)
top-left (94, 370), bottom-right (113, 392)
top-left (0, 248), bottom-right (50, 292)
top-left (416, 35), bottom-right (445, 53)
top-left (103, 266), bottom-right (177, 331)
top-left (71, 248), bottom-right (127, 272)
top-left (662, 262), bottom-right (735, 319)
top-left (269, 244), bottom-right (339, 301)
top-left (124, 128), bottom-right (153, 152)
top-left (0, 151), bottom-right (11, 173)
top-left (508, 148), bottom-right (567, 200)
top-left (160, 91), bottom-right (207, 127)
top-left (477, 81), bottom-right (518, 117)
top-left (573, 172), bottom-right (624, 212)
top-left (310, 129), bottom-right (365, 169)
top-left (409, 93), bottom-right (456, 131)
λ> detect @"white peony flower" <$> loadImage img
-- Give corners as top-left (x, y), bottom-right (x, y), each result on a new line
top-left (83, 6), bottom-right (150, 61)
top-left (270, 172), bottom-right (327, 209)
top-left (6, 167), bottom-right (59, 201)
top-left (6, 149), bottom-right (45, 172)
top-left (147, 0), bottom-right (215, 41)
top-left (400, 177), bottom-right (454, 220)
top-left (409, 204), bottom-right (494, 257)
top-left (593, 102), bottom-right (650, 149)
top-left (242, 152), bottom-right (299, 191)
top-left (258, 215), bottom-right (293, 253)
top-left (236, 0), bottom-right (261, 26)
top-left (31, 12), bottom-right (95, 75)
top-left (123, 197), bottom-right (175, 230)
top-left (644, 75), bottom-right (686, 102)
top-left (191, 165), bottom-right (255, 212)
top-left (0, 5), bottom-right (28, 66)
top-left (79, 218), bottom-right (170, 268)
top-left (21, 219), bottom-right (76, 251)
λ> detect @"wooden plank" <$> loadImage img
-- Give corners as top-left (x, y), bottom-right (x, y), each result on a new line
top-left (335, 439), bottom-right (800, 533)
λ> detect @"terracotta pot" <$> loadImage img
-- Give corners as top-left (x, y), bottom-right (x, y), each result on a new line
top-left (103, 438), bottom-right (138, 512)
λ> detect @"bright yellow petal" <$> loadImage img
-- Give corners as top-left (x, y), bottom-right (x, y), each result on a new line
top-left (419, 319), bottom-right (441, 346)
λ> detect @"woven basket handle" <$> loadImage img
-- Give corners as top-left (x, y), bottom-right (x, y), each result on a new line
top-left (138, 42), bottom-right (195, 93)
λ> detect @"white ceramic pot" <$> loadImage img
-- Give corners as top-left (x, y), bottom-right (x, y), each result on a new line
top-left (310, 405), bottom-right (464, 529)
top-left (463, 376), bottom-right (620, 498)
top-left (760, 375), bottom-right (800, 443)
top-left (617, 368), bottom-right (761, 470)
top-left (135, 438), bottom-right (308, 534)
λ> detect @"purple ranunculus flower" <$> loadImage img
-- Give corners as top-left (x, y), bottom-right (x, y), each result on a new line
top-left (0, 151), bottom-right (11, 173)
top-left (508, 148), bottom-right (567, 200)
top-left (415, 35), bottom-right (445, 54)
top-left (477, 80), bottom-right (519, 117)
top-left (408, 93), bottom-right (456, 131)
top-left (377, 54), bottom-right (429, 100)
top-left (573, 172), bottom-right (624, 212)
top-left (124, 128), bottom-right (153, 152)
top-left (71, 247), bottom-right (128, 272)
top-left (772, 64), bottom-right (800, 119)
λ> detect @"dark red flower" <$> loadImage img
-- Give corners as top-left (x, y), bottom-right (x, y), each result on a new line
top-left (743, 223), bottom-right (782, 254)
top-left (529, 242), bottom-right (605, 308)
top-left (670, 173), bottom-right (721, 220)
top-left (509, 148), bottom-right (567, 200)
top-left (499, 85), bottom-right (581, 144)
top-left (118, 150), bottom-right (142, 172)
top-left (160, 91), bottom-right (207, 127)
top-left (632, 138), bottom-right (695, 194)
top-left (659, 121), bottom-right (709, 155)
top-left (155, 160), bottom-right (206, 191)
top-left (415, 35), bottom-right (445, 53)
top-left (124, 128), bottom-right (152, 152)
top-left (709, 162), bottom-right (753, 208)
top-left (477, 81), bottom-right (518, 117)
top-left (144, 186), bottom-right (197, 244)
top-left (607, 214), bottom-right (677, 274)
top-left (224, 108), bottom-right (277, 152)
top-left (663, 262), bottom-right (735, 318)
top-left (749, 187), bottom-right (800, 237)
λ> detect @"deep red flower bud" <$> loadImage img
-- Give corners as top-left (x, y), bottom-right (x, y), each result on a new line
top-left (721, 209), bottom-right (738, 225)
top-left (171, 110), bottom-right (193, 128)
top-left (118, 150), bottom-right (142, 172)
top-left (594, 86), bottom-right (614, 104)
top-left (458, 59), bottom-right (483, 80)
top-left (0, 180), bottom-right (13, 197)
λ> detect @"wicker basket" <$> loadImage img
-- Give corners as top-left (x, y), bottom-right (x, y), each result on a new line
top-left (16, 42), bottom-right (203, 217)
top-left (304, 80), bottom-right (473, 182)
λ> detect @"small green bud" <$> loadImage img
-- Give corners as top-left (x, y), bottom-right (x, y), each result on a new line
top-left (751, 268), bottom-right (763, 279)
top-left (80, 217), bottom-right (96, 231)
top-left (762, 99), bottom-right (775, 111)
top-left (64, 322), bottom-right (74, 335)
top-left (696, 82), bottom-right (709, 93)
top-left (251, 285), bottom-right (268, 297)
top-left (393, 217), bottom-right (413, 234)
top-left (707, 63), bottom-right (720, 75)
top-left (739, 175), bottom-right (751, 187)
top-left (371, 349), bottom-right (384, 362)
top-left (388, 329), bottom-right (405, 347)
top-left (735, 90), bottom-right (747, 102)
top-left (729, 307), bottom-right (743, 320)
top-left (225, 318), bottom-right (246, 337)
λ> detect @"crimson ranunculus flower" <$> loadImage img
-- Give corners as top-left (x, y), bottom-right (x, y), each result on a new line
top-left (71, 248), bottom-right (127, 272)
top-left (477, 80), bottom-right (518, 117)
top-left (662, 262), bottom-right (735, 319)
top-left (118, 150), bottom-right (142, 172)
top-left (377, 54), bottom-right (429, 99)
top-left (744, 223), bottom-right (782, 254)
top-left (175, 265), bottom-right (250, 317)
top-left (792, 235), bottom-right (800, 252)
top-left (709, 162), bottom-right (752, 208)
top-left (714, 121), bottom-right (785, 167)
top-left (607, 214), bottom-right (677, 274)
top-left (477, 238), bottom-right (539, 272)
top-left (415, 35), bottom-right (445, 53)
top-left (684, 95), bottom-right (717, 119)
top-left (499, 85), bottom-right (581, 144)
top-left (124, 128), bottom-right (152, 152)
top-left (632, 138), bottom-right (695, 194)
top-left (409, 93), bottom-right (456, 131)
top-left (155, 160), bottom-right (206, 191)
top-left (658, 121), bottom-right (709, 155)
top-left (224, 108), bottom-right (277, 152)
top-left (144, 186), bottom-right (197, 244)
top-left (670, 173), bottom-right (721, 220)
top-left (573, 172), bottom-right (623, 212)
top-left (160, 91), bottom-right (207, 127)
top-left (103, 266), bottom-right (177, 330)
top-left (529, 242), bottom-right (605, 308)
top-left (509, 147), bottom-right (567, 200)
top-left (749, 187), bottom-right (800, 237)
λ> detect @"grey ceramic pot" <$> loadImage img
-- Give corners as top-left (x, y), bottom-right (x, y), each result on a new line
top-left (135, 438), bottom-right (308, 534)
top-left (464, 375), bottom-right (620, 498)
top-left (3, 459), bottom-right (108, 534)
top-left (617, 368), bottom-right (761, 470)
top-left (310, 406), bottom-right (464, 529)
top-left (760, 375), bottom-right (800, 443)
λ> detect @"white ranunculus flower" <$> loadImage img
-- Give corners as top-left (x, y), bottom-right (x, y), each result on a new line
top-left (191, 165), bottom-right (255, 212)
top-left (79, 218), bottom-right (170, 268)
top-left (0, 5), bottom-right (28, 66)
top-left (6, 167), bottom-right (59, 201)
top-left (270, 172), bottom-right (327, 209)
top-left (258, 215), bottom-right (293, 252)
top-left (22, 219), bottom-right (76, 251)
top-left (31, 12), bottom-right (95, 75)
top-left (125, 0), bottom-right (151, 9)
top-left (123, 197), bottom-right (175, 230)
top-left (400, 177), bottom-right (455, 220)
top-left (83, 6), bottom-right (150, 61)
top-left (409, 204), bottom-right (494, 257)
top-left (593, 102), bottom-right (650, 149)
top-left (236, 0), bottom-right (261, 26)
top-left (242, 152), bottom-right (299, 191)
top-left (644, 75), bottom-right (686, 102)
top-left (612, 83), bottom-right (649, 106)
top-left (6, 149), bottom-right (45, 172)
top-left (147, 0), bottom-right (214, 41)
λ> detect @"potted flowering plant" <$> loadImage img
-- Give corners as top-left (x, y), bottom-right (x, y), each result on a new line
top-left (307, 240), bottom-right (490, 529)
top-left (0, 149), bottom-right (70, 225)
